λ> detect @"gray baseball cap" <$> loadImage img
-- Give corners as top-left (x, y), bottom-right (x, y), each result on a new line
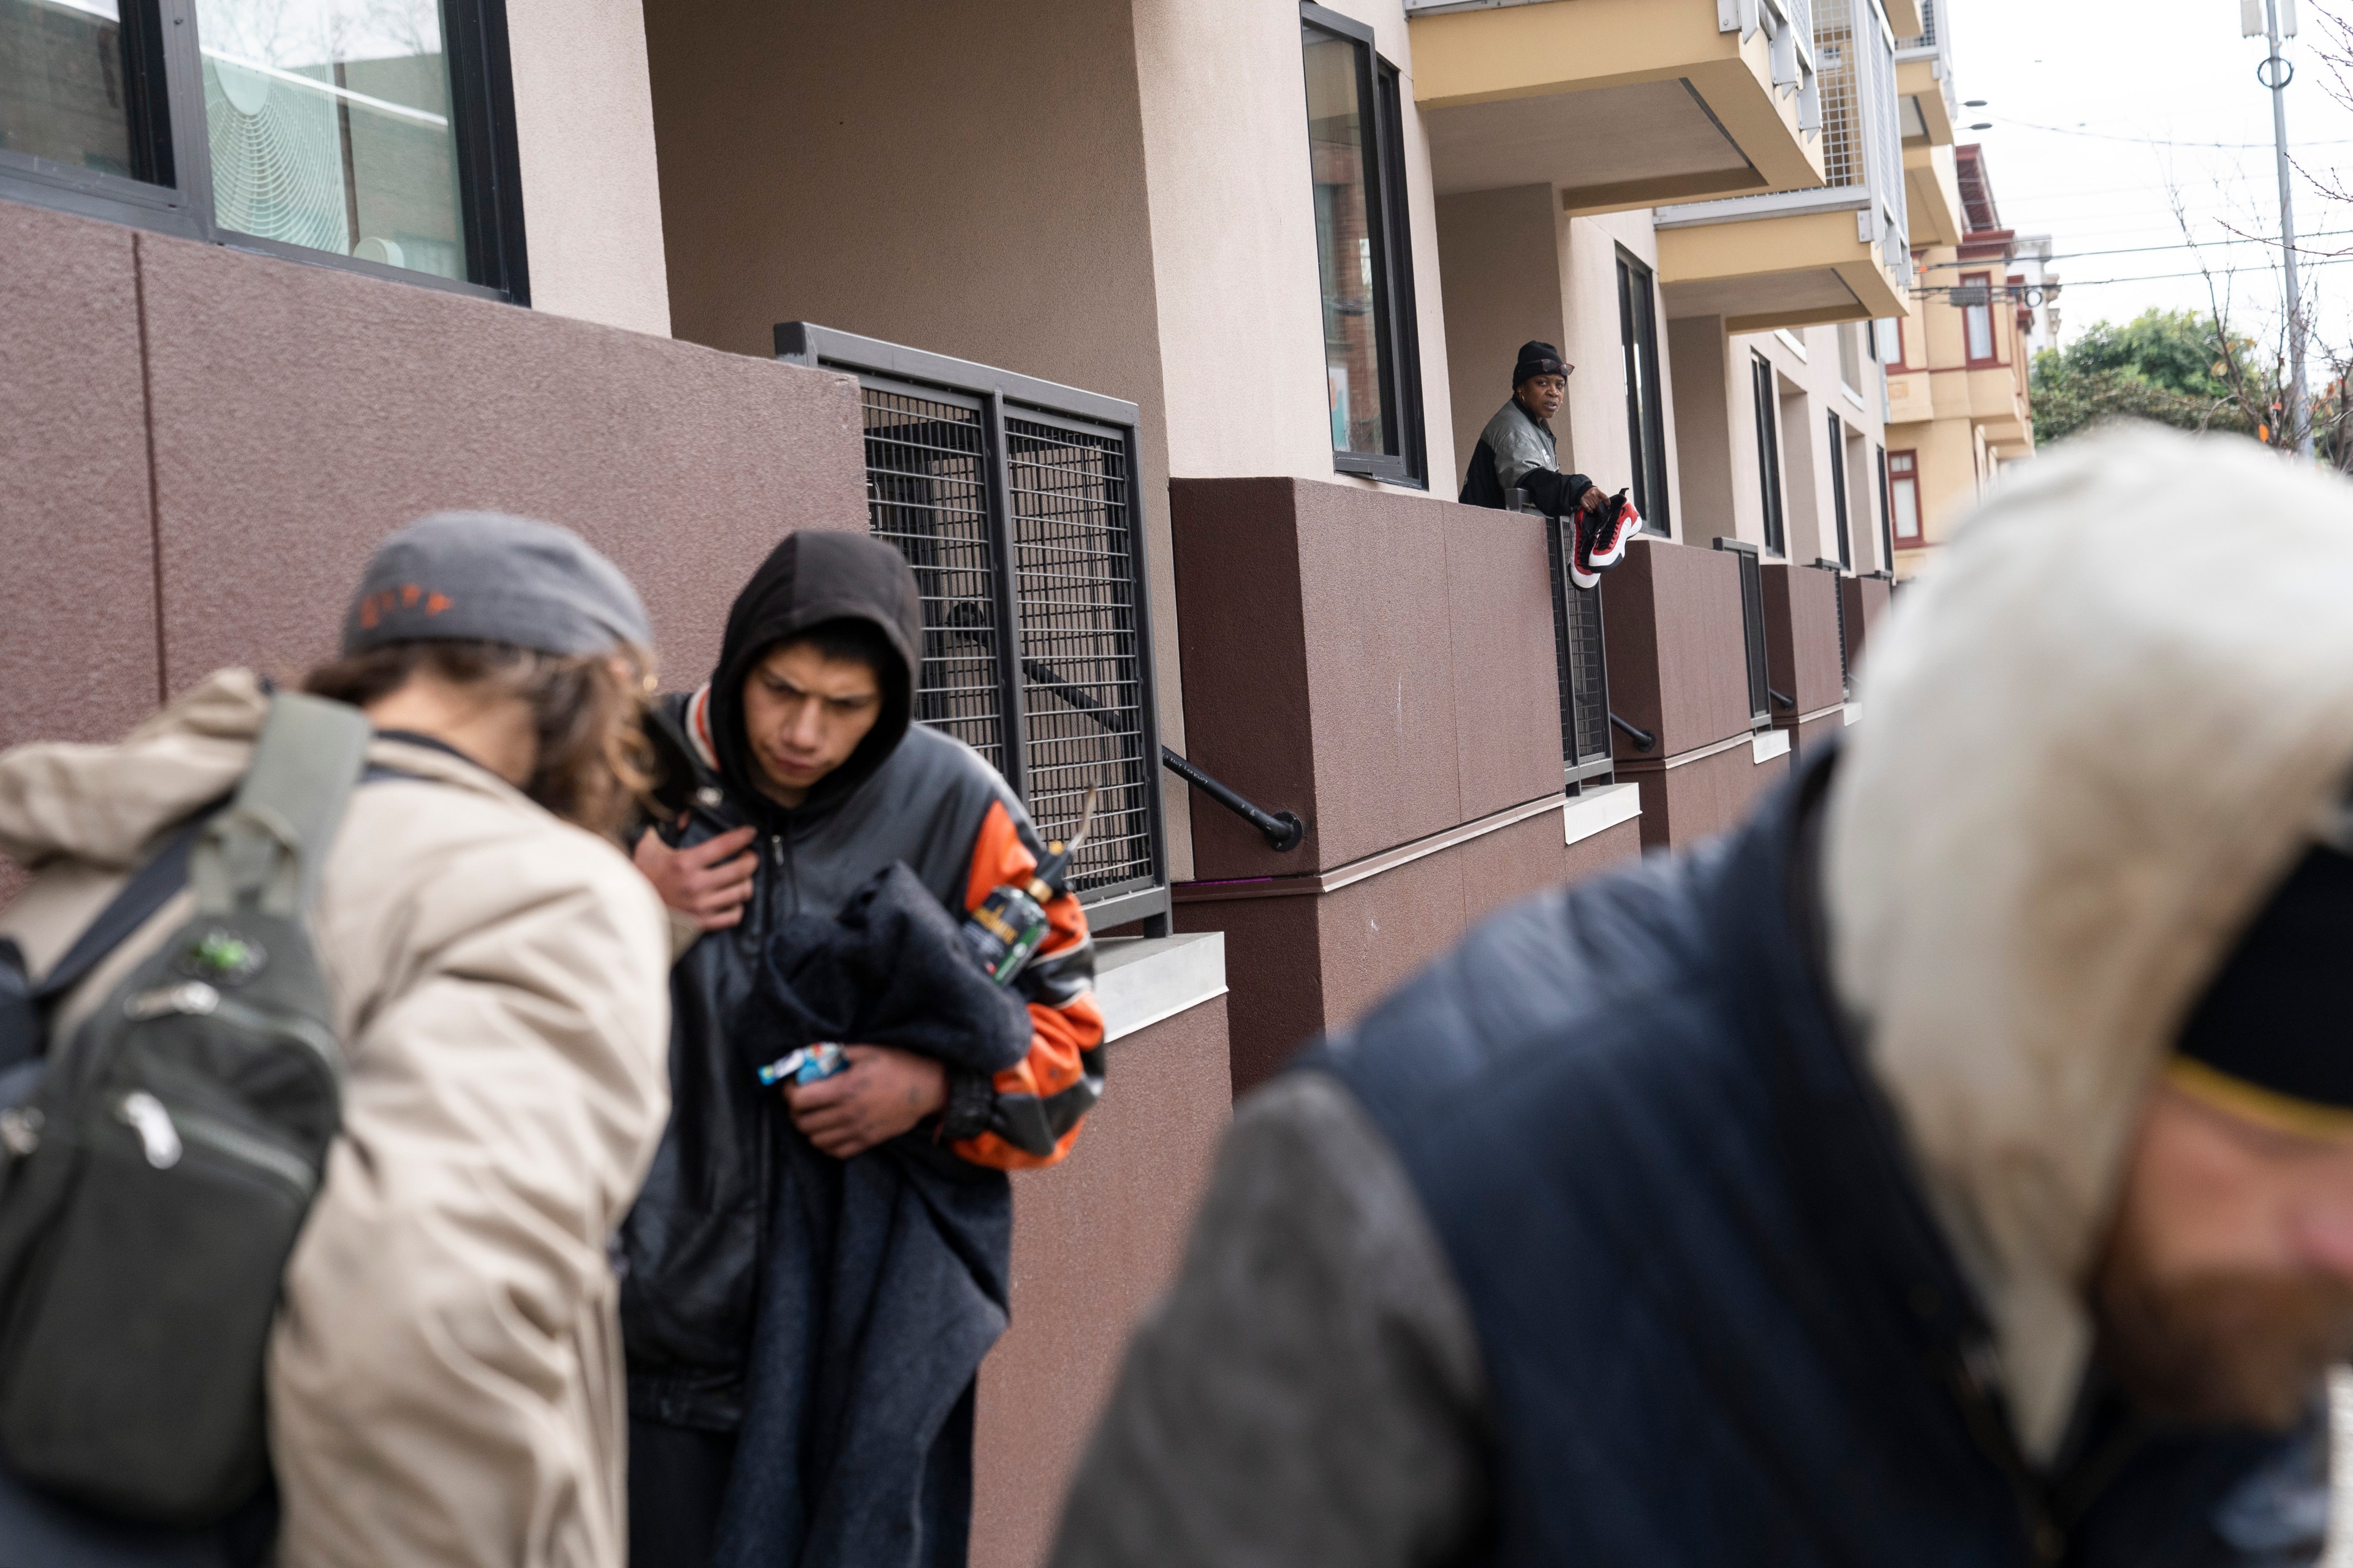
top-left (343, 512), bottom-right (653, 658)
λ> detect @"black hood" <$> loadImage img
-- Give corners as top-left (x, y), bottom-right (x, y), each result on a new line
top-left (707, 531), bottom-right (923, 825)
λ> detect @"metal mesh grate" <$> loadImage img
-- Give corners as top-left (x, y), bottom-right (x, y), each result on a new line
top-left (861, 387), bottom-right (1008, 775)
top-left (1832, 570), bottom-right (1852, 696)
top-left (1738, 551), bottom-right (1770, 725)
top-left (1814, 0), bottom-right (1862, 189)
top-left (1546, 514), bottom-right (1613, 777)
top-left (1006, 417), bottom-right (1155, 896)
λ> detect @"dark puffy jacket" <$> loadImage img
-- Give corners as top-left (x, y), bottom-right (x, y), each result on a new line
top-left (619, 533), bottom-right (1102, 1431)
top-left (1316, 756), bottom-right (2309, 1567)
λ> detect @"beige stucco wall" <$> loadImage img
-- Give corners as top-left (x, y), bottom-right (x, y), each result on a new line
top-left (1667, 312), bottom-right (1735, 540)
top-left (643, 0), bottom-right (1192, 876)
top-left (1560, 210), bottom-right (1685, 539)
top-left (1434, 184), bottom-right (1565, 489)
top-left (505, 0), bottom-right (670, 336)
top-left (1677, 320), bottom-right (1889, 566)
top-left (1134, 0), bottom-right (1456, 491)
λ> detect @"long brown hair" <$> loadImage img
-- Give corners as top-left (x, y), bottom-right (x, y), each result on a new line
top-left (305, 639), bottom-right (656, 837)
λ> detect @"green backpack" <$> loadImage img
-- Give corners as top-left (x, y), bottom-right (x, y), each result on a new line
top-left (0, 693), bottom-right (371, 1525)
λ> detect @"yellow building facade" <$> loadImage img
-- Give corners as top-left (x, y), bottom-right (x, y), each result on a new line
top-left (1883, 139), bottom-right (2037, 576)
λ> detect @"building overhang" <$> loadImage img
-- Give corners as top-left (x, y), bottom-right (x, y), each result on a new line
top-left (1896, 55), bottom-right (1955, 146)
top-left (1904, 142), bottom-right (1963, 247)
top-left (1883, 0), bottom-right (1927, 34)
top-left (1654, 194), bottom-right (1911, 330)
top-left (1410, 0), bottom-right (1826, 215)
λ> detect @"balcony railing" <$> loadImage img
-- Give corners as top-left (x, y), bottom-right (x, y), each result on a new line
top-left (1659, 0), bottom-right (1908, 276)
top-left (776, 322), bottom-right (1171, 933)
top-left (1541, 509), bottom-right (1618, 785)
top-left (1715, 537), bottom-right (1774, 729)
top-left (1895, 0), bottom-right (1959, 122)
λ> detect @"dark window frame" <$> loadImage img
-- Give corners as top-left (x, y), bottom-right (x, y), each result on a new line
top-left (1300, 2), bottom-right (1426, 489)
top-left (1888, 447), bottom-right (1926, 548)
top-left (1960, 271), bottom-right (2000, 366)
top-left (1751, 353), bottom-right (1787, 558)
top-left (1616, 246), bottom-right (1671, 536)
top-left (1827, 411), bottom-right (1852, 569)
top-left (1876, 442), bottom-right (1896, 569)
top-left (0, 0), bottom-right (528, 303)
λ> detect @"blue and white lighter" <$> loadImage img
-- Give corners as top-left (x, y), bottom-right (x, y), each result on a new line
top-left (756, 1042), bottom-right (848, 1088)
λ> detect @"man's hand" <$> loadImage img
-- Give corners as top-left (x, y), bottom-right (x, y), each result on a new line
top-left (784, 1045), bottom-right (949, 1159)
top-left (634, 822), bottom-right (759, 931)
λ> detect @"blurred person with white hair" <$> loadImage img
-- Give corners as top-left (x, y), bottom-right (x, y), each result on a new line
top-left (1052, 428), bottom-right (2353, 1568)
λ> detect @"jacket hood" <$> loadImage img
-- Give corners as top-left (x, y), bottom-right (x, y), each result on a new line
top-left (706, 531), bottom-right (923, 826)
top-left (1823, 426), bottom-right (2353, 1462)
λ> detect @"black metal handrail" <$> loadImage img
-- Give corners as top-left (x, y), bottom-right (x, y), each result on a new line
top-left (1158, 749), bottom-right (1306, 852)
top-left (1609, 711), bottom-right (1657, 752)
top-left (979, 614), bottom-right (1306, 854)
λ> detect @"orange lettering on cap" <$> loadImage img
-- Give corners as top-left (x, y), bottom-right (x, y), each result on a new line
top-left (425, 592), bottom-right (452, 615)
top-left (360, 599), bottom-right (379, 629)
top-left (401, 584), bottom-right (422, 608)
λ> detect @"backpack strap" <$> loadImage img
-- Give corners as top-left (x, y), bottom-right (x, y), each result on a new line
top-left (28, 815), bottom-right (211, 1007)
top-left (189, 695), bottom-right (373, 919)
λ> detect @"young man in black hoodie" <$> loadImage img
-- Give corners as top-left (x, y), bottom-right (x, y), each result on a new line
top-left (620, 531), bottom-right (1103, 1568)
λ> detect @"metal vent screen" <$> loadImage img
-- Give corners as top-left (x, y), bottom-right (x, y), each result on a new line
top-left (1007, 415), bottom-right (1156, 898)
top-left (860, 386), bottom-right (1008, 776)
top-left (1546, 513), bottom-right (1613, 781)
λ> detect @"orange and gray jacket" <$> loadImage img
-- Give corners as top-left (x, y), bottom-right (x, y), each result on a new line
top-left (617, 532), bottom-right (1102, 1429)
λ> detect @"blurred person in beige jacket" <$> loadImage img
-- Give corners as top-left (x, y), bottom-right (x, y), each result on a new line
top-left (0, 513), bottom-right (673, 1567)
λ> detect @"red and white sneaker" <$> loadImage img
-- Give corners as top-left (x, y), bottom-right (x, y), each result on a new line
top-left (1567, 551), bottom-right (1602, 591)
top-left (1578, 494), bottom-right (1642, 576)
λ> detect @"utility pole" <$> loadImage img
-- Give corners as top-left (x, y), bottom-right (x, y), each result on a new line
top-left (2260, 0), bottom-right (2314, 457)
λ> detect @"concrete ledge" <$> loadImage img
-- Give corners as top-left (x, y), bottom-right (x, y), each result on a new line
top-left (1751, 728), bottom-right (1792, 763)
top-left (1843, 702), bottom-right (1862, 725)
top-left (1093, 932), bottom-right (1227, 1043)
top-left (1564, 781), bottom-right (1642, 847)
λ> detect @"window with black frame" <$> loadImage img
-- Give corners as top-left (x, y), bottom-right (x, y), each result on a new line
top-left (0, 0), bottom-right (524, 298)
top-left (1751, 354), bottom-right (1786, 557)
top-left (1616, 249), bottom-right (1669, 534)
top-left (1827, 412), bottom-right (1851, 569)
top-left (1300, 2), bottom-right (1423, 487)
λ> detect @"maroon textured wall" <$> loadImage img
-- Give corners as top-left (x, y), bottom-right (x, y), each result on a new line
top-left (971, 996), bottom-right (1232, 1568)
top-left (2, 202), bottom-right (868, 904)
top-left (1840, 574), bottom-right (1894, 687)
top-left (135, 230), bottom-right (867, 694)
top-left (1762, 563), bottom-right (1846, 722)
top-left (1170, 478), bottom-right (1559, 882)
top-left (1794, 711), bottom-right (1846, 767)
top-left (1600, 538), bottom-right (1752, 760)
top-left (1180, 805), bottom-right (1641, 1093)
top-left (1623, 740), bottom-right (1784, 851)
top-left (0, 203), bottom-right (164, 756)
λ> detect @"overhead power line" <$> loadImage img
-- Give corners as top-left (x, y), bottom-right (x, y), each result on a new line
top-left (1916, 228), bottom-right (2353, 265)
top-left (1990, 115), bottom-right (2353, 151)
top-left (1914, 256), bottom-right (2353, 290)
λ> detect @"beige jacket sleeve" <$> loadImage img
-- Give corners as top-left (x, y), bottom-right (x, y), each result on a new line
top-left (269, 824), bottom-right (671, 1568)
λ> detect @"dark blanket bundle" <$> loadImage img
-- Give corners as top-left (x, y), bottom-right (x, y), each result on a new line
top-left (712, 863), bottom-right (1032, 1568)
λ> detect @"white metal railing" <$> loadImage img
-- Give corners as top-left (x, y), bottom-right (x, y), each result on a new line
top-left (1894, 0), bottom-right (1960, 121)
top-left (1661, 0), bottom-right (1908, 281)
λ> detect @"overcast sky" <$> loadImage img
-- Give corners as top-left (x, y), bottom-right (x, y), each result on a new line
top-left (1944, 0), bottom-right (2353, 353)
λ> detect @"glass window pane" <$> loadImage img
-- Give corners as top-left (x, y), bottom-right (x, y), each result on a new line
top-left (195, 0), bottom-right (466, 280)
top-left (1303, 25), bottom-right (1387, 457)
top-left (1893, 477), bottom-right (1921, 540)
top-left (2, 0), bottom-right (138, 176)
